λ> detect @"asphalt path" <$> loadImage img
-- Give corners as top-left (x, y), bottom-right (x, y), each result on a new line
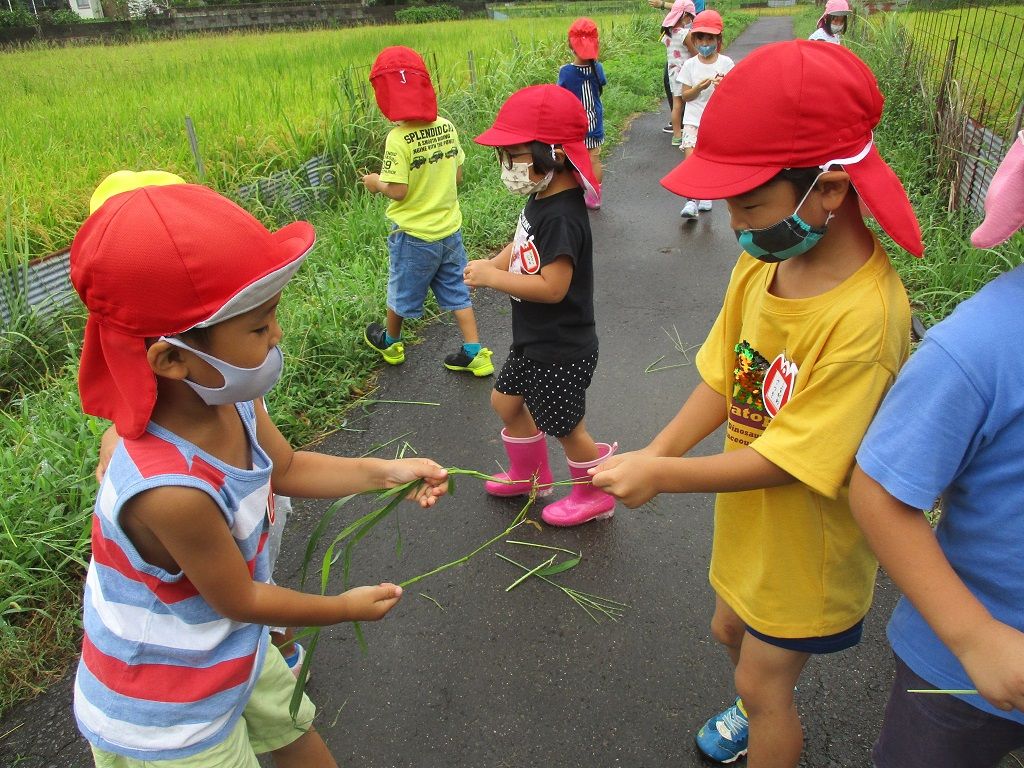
top-left (1, 18), bottom-right (914, 768)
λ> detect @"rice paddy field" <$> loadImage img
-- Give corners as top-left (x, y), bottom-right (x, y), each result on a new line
top-left (901, 4), bottom-right (1024, 133)
top-left (0, 14), bottom-right (646, 259)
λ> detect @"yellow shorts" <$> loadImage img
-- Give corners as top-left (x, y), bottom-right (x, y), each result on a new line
top-left (91, 643), bottom-right (316, 767)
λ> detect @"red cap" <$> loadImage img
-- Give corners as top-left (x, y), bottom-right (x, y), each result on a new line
top-left (661, 40), bottom-right (923, 257)
top-left (475, 84), bottom-right (599, 200)
top-left (568, 17), bottom-right (599, 60)
top-left (689, 9), bottom-right (723, 36)
top-left (369, 46), bottom-right (437, 123)
top-left (70, 184), bottom-right (315, 438)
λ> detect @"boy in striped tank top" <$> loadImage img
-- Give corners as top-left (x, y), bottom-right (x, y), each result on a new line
top-left (70, 183), bottom-right (449, 767)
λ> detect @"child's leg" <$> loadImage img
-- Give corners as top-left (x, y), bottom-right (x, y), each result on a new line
top-left (270, 727), bottom-right (337, 768)
top-left (672, 95), bottom-right (684, 141)
top-left (588, 146), bottom-right (603, 185)
top-left (554, 419), bottom-right (598, 463)
top-left (452, 306), bottom-right (480, 345)
top-left (710, 592), bottom-right (745, 666)
top-left (491, 389), bottom-right (537, 437)
top-left (735, 632), bottom-right (810, 768)
top-left (386, 307), bottom-right (404, 341)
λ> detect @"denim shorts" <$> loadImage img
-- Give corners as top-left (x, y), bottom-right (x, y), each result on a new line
top-left (873, 654), bottom-right (1024, 768)
top-left (387, 228), bottom-right (471, 319)
top-left (744, 619), bottom-right (863, 654)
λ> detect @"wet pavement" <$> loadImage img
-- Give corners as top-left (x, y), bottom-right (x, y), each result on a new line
top-left (1, 17), bottom-right (910, 768)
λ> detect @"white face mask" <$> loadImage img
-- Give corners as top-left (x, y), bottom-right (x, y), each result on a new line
top-left (161, 335), bottom-right (284, 405)
top-left (831, 21), bottom-right (845, 33)
top-left (500, 161), bottom-right (555, 196)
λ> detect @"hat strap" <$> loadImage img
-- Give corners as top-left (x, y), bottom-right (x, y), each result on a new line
top-left (818, 133), bottom-right (874, 170)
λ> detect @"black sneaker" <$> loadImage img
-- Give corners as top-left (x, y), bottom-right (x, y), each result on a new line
top-left (364, 323), bottom-right (405, 365)
top-left (443, 347), bottom-right (494, 377)
top-left (662, 124), bottom-right (673, 133)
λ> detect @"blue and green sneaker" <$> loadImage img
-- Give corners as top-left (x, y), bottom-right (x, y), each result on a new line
top-left (695, 697), bottom-right (749, 764)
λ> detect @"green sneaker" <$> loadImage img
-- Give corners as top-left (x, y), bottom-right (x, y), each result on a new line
top-left (364, 323), bottom-right (405, 365)
top-left (443, 346), bottom-right (494, 377)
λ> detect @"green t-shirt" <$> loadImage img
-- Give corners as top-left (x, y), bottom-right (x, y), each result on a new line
top-left (380, 117), bottom-right (464, 241)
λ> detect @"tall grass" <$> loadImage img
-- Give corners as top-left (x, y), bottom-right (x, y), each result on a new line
top-left (852, 14), bottom-right (1024, 322)
top-left (0, 14), bottom-right (673, 714)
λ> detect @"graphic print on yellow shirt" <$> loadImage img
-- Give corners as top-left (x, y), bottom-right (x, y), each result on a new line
top-left (728, 340), bottom-right (771, 447)
top-left (380, 117), bottom-right (464, 241)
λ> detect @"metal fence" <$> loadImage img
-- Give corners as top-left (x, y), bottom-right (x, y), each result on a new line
top-left (901, 0), bottom-right (1023, 214)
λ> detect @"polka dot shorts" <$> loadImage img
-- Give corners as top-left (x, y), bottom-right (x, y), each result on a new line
top-left (495, 349), bottom-right (598, 438)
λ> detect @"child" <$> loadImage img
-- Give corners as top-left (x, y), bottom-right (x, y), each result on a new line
top-left (850, 132), bottom-right (1024, 768)
top-left (360, 46), bottom-right (492, 377)
top-left (70, 182), bottom-right (449, 766)
top-left (676, 9), bottom-right (734, 219)
top-left (661, 0), bottom-right (698, 148)
top-left (591, 40), bottom-right (924, 766)
top-left (88, 170), bottom-right (310, 681)
top-left (465, 84), bottom-right (617, 528)
top-left (558, 17), bottom-right (607, 210)
top-left (808, 0), bottom-right (852, 45)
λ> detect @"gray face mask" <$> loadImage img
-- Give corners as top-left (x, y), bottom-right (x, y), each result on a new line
top-left (160, 335), bottom-right (283, 405)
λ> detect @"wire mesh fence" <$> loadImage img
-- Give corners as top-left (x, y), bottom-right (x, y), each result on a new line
top-left (900, 0), bottom-right (1023, 214)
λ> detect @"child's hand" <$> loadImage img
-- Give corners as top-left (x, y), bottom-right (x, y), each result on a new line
top-left (361, 173), bottom-right (381, 194)
top-left (958, 618), bottom-right (1024, 713)
top-left (698, 77), bottom-right (716, 91)
top-left (463, 259), bottom-right (498, 288)
top-left (95, 425), bottom-right (120, 483)
top-left (384, 458), bottom-right (449, 508)
top-left (338, 583), bottom-right (403, 621)
top-left (589, 451), bottom-right (659, 508)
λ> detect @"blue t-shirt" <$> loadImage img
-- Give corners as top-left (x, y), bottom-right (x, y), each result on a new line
top-left (693, 0), bottom-right (705, 11)
top-left (856, 265), bottom-right (1024, 724)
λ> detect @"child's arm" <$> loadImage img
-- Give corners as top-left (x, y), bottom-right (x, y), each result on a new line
top-left (850, 467), bottom-right (1024, 713)
top-left (590, 380), bottom-right (794, 507)
top-left (464, 253), bottom-right (573, 304)
top-left (125, 486), bottom-right (402, 627)
top-left (362, 172), bottom-right (408, 201)
top-left (680, 78), bottom-right (714, 102)
top-left (255, 401), bottom-right (447, 505)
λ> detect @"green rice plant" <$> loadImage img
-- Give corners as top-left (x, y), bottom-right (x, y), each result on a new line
top-left (495, 551), bottom-right (629, 622)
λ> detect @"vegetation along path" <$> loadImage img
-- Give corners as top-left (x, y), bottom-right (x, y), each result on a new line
top-left (1, 17), bottom-right (915, 768)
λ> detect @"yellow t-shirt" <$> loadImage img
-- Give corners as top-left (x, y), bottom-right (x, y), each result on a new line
top-left (379, 117), bottom-right (464, 242)
top-left (695, 238), bottom-right (910, 638)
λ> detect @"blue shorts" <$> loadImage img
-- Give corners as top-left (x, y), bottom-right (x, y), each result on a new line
top-left (386, 228), bottom-right (471, 319)
top-left (744, 619), bottom-right (863, 654)
top-left (873, 654), bottom-right (1024, 768)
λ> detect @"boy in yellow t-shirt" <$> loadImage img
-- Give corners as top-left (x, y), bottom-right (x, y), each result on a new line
top-left (591, 41), bottom-right (923, 767)
top-left (361, 46), bottom-right (492, 377)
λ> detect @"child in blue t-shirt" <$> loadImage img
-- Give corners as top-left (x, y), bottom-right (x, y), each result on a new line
top-left (851, 132), bottom-right (1024, 768)
top-left (558, 17), bottom-right (607, 210)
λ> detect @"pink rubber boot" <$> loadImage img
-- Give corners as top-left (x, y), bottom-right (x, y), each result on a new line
top-left (541, 442), bottom-right (617, 527)
top-left (484, 429), bottom-right (554, 498)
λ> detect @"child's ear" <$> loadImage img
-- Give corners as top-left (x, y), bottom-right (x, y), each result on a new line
top-left (817, 170), bottom-right (852, 211)
top-left (147, 340), bottom-right (190, 381)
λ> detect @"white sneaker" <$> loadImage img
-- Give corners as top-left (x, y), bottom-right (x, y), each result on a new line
top-left (698, 199), bottom-right (713, 212)
top-left (680, 200), bottom-right (699, 219)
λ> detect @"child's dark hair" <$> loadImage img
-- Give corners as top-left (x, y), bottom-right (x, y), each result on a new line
top-left (527, 141), bottom-right (569, 175)
top-left (822, 15), bottom-right (844, 36)
top-left (772, 166), bottom-right (858, 198)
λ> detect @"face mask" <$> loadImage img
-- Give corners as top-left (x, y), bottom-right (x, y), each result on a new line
top-left (500, 162), bottom-right (554, 196)
top-left (831, 22), bottom-right (845, 33)
top-left (160, 336), bottom-right (284, 405)
top-left (735, 174), bottom-right (834, 263)
top-left (697, 43), bottom-right (716, 57)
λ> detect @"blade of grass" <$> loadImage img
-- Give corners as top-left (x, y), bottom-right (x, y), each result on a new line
top-left (504, 555), bottom-right (556, 592)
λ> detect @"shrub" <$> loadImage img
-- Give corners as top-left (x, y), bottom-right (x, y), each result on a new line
top-left (0, 8), bottom-right (37, 26)
top-left (395, 3), bottom-right (462, 24)
top-left (38, 8), bottom-right (84, 24)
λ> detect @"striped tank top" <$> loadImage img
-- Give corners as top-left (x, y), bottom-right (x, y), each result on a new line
top-left (74, 401), bottom-right (274, 760)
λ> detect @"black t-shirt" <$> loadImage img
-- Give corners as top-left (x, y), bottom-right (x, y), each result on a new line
top-left (508, 187), bottom-right (598, 363)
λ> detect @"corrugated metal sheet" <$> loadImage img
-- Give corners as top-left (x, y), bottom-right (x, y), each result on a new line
top-left (0, 249), bottom-right (76, 326)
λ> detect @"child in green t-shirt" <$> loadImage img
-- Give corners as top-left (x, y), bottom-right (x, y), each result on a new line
top-left (361, 46), bottom-right (492, 377)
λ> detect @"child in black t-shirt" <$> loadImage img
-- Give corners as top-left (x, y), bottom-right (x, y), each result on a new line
top-left (465, 84), bottom-right (615, 527)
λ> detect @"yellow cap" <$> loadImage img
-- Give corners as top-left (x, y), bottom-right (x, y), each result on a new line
top-left (89, 170), bottom-right (187, 214)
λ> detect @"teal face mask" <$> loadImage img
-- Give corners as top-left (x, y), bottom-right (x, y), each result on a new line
top-left (735, 173), bottom-right (834, 263)
top-left (697, 43), bottom-right (716, 57)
